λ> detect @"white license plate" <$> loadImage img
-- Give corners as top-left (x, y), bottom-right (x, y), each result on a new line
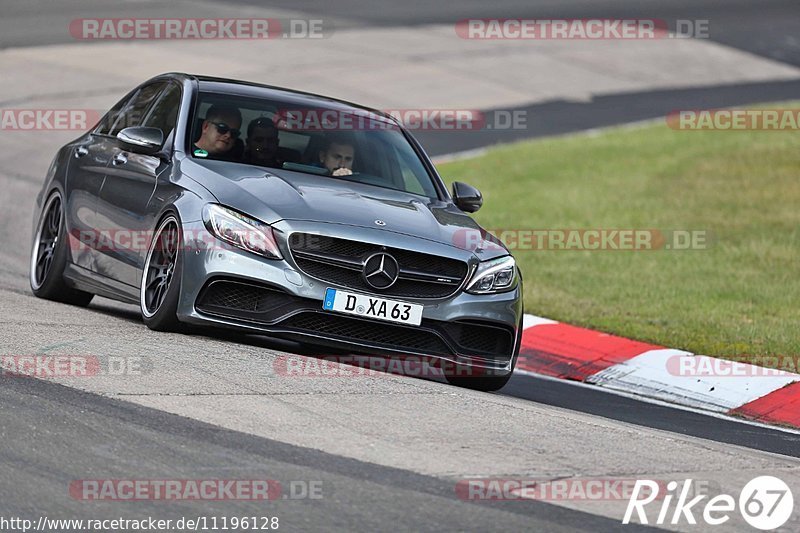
top-left (322, 288), bottom-right (423, 326)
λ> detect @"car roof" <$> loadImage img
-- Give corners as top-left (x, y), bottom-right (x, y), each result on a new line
top-left (156, 72), bottom-right (400, 126)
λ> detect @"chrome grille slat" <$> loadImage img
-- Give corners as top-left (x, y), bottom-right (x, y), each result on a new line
top-left (292, 250), bottom-right (363, 270)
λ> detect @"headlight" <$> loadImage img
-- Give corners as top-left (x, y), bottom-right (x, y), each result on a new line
top-left (202, 204), bottom-right (282, 260)
top-left (465, 256), bottom-right (518, 294)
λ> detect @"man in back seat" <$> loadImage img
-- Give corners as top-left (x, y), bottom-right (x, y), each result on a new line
top-left (243, 117), bottom-right (282, 168)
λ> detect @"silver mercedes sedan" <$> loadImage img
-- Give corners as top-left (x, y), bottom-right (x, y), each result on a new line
top-left (30, 73), bottom-right (523, 391)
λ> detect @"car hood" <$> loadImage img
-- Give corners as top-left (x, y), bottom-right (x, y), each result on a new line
top-left (181, 158), bottom-right (508, 257)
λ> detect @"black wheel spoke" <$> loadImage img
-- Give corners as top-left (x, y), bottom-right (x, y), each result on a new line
top-left (164, 229), bottom-right (177, 260)
top-left (36, 251), bottom-right (52, 275)
top-left (143, 219), bottom-right (180, 315)
top-left (152, 283), bottom-right (165, 309)
top-left (47, 200), bottom-right (60, 235)
top-left (146, 287), bottom-right (156, 310)
top-left (146, 273), bottom-right (164, 292)
top-left (34, 197), bottom-right (62, 287)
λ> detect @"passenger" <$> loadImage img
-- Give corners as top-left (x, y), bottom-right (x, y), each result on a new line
top-left (243, 117), bottom-right (282, 168)
top-left (318, 136), bottom-right (355, 176)
top-left (193, 105), bottom-right (242, 159)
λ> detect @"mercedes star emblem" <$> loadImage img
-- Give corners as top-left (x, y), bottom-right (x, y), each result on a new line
top-left (362, 253), bottom-right (399, 289)
top-left (374, 219), bottom-right (386, 226)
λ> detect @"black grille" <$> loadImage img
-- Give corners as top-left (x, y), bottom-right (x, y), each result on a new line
top-left (390, 249), bottom-right (463, 276)
top-left (300, 236), bottom-right (374, 258)
top-left (289, 233), bottom-right (469, 299)
top-left (196, 280), bottom-right (296, 315)
top-left (280, 312), bottom-right (453, 355)
top-left (441, 322), bottom-right (514, 357)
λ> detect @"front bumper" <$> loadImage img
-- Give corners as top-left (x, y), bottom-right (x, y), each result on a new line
top-left (176, 220), bottom-right (523, 372)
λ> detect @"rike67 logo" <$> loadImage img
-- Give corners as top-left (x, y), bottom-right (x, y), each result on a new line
top-left (623, 476), bottom-right (794, 530)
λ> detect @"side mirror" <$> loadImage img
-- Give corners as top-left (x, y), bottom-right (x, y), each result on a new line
top-left (452, 181), bottom-right (483, 213)
top-left (117, 126), bottom-right (164, 155)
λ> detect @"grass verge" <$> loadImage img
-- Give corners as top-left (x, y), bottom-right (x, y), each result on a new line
top-left (438, 103), bottom-right (800, 368)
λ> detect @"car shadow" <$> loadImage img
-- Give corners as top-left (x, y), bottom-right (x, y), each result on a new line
top-left (85, 296), bottom-right (452, 385)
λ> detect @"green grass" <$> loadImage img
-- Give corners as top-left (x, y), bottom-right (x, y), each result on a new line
top-left (438, 103), bottom-right (800, 367)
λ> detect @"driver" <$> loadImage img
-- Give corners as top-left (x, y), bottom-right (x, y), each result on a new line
top-left (193, 105), bottom-right (242, 160)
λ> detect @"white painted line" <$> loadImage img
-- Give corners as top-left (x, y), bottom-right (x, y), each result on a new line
top-left (586, 349), bottom-right (799, 412)
top-left (523, 314), bottom-right (558, 329)
top-left (514, 368), bottom-right (800, 437)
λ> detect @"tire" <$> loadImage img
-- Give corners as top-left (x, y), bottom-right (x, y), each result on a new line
top-left (140, 213), bottom-right (183, 332)
top-left (30, 191), bottom-right (94, 306)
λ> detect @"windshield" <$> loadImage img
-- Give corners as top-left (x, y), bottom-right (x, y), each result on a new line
top-left (188, 91), bottom-right (440, 199)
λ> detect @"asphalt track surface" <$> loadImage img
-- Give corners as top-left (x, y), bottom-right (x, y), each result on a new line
top-left (3, 0), bottom-right (799, 67)
top-left (2, 1), bottom-right (800, 531)
top-left (1, 375), bottom-right (652, 532)
top-left (418, 79), bottom-right (800, 156)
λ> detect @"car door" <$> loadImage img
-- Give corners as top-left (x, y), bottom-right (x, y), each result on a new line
top-left (94, 81), bottom-right (180, 287)
top-left (64, 93), bottom-right (132, 272)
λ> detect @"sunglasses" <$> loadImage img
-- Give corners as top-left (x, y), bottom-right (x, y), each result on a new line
top-left (211, 122), bottom-right (241, 138)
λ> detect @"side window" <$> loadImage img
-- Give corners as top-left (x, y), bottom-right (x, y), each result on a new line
top-left (94, 94), bottom-right (133, 135)
top-left (191, 102), bottom-right (212, 143)
top-left (141, 83), bottom-right (181, 144)
top-left (109, 82), bottom-right (166, 136)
